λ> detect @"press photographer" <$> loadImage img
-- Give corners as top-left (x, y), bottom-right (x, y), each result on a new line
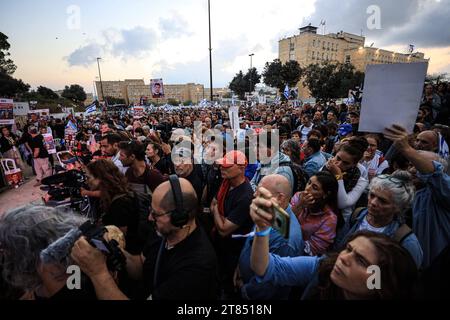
top-left (0, 205), bottom-right (126, 300)
top-left (71, 176), bottom-right (218, 300)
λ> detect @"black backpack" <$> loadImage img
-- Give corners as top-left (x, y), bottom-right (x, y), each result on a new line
top-left (280, 161), bottom-right (309, 193)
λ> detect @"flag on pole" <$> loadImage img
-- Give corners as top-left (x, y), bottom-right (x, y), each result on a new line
top-left (84, 102), bottom-right (97, 115)
top-left (284, 85), bottom-right (290, 100)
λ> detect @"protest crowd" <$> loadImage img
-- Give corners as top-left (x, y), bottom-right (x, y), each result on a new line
top-left (0, 81), bottom-right (450, 301)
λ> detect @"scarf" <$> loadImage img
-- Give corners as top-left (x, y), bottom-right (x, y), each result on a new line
top-left (216, 179), bottom-right (231, 217)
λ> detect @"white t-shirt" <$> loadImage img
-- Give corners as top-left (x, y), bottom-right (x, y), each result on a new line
top-left (357, 215), bottom-right (387, 233)
top-left (298, 124), bottom-right (314, 143)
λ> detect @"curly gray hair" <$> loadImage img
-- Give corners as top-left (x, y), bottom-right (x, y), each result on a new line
top-left (369, 171), bottom-right (416, 215)
top-left (0, 205), bottom-right (87, 290)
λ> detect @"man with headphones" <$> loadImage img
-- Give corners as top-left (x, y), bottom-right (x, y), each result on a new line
top-left (71, 175), bottom-right (218, 300)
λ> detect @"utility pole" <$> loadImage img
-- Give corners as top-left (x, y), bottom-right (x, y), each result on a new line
top-left (208, 0), bottom-right (213, 102)
top-left (96, 57), bottom-right (106, 107)
top-left (249, 53), bottom-right (255, 95)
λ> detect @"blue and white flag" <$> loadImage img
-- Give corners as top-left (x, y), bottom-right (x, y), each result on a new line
top-left (283, 84), bottom-right (290, 100)
top-left (85, 102), bottom-right (97, 115)
top-left (274, 96), bottom-right (281, 105)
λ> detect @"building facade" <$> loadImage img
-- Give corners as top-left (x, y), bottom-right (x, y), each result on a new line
top-left (279, 25), bottom-right (428, 99)
top-left (95, 80), bottom-right (213, 105)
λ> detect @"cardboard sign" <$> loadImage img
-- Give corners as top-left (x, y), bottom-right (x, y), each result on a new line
top-left (359, 62), bottom-right (428, 133)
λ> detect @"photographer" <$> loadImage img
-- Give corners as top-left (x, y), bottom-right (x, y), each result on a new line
top-left (71, 178), bottom-right (218, 300)
top-left (0, 205), bottom-right (98, 299)
top-left (83, 159), bottom-right (143, 254)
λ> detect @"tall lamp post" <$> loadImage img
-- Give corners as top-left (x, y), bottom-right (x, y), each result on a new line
top-left (249, 53), bottom-right (255, 95)
top-left (208, 0), bottom-right (213, 102)
top-left (96, 57), bottom-right (106, 107)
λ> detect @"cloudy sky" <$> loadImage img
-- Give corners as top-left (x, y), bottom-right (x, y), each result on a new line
top-left (1, 0), bottom-right (449, 93)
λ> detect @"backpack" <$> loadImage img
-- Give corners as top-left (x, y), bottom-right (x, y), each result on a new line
top-left (350, 207), bottom-right (413, 244)
top-left (280, 161), bottom-right (309, 193)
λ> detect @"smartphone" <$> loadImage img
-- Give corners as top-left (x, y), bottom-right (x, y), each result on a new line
top-left (272, 202), bottom-right (290, 239)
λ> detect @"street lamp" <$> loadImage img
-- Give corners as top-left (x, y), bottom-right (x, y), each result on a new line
top-left (96, 57), bottom-right (106, 106)
top-left (249, 53), bottom-right (255, 95)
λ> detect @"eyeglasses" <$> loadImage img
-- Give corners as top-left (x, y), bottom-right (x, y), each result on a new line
top-left (149, 208), bottom-right (172, 219)
top-left (376, 175), bottom-right (408, 191)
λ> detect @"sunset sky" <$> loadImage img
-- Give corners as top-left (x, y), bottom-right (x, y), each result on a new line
top-left (1, 0), bottom-right (449, 93)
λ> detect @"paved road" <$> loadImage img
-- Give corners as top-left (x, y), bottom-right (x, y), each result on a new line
top-left (0, 179), bottom-right (46, 217)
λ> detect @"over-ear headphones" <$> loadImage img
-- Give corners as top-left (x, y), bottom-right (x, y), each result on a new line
top-left (168, 175), bottom-right (189, 228)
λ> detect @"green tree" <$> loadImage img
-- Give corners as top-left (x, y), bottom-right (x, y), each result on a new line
top-left (167, 98), bottom-right (179, 105)
top-left (0, 72), bottom-right (30, 97)
top-left (183, 100), bottom-right (193, 106)
top-left (0, 32), bottom-right (17, 75)
top-left (229, 70), bottom-right (247, 100)
top-left (229, 68), bottom-right (261, 100)
top-left (282, 60), bottom-right (302, 87)
top-left (37, 86), bottom-right (59, 99)
top-left (243, 67), bottom-right (261, 93)
top-left (263, 59), bottom-right (302, 100)
top-left (0, 32), bottom-right (30, 97)
top-left (262, 59), bottom-right (284, 92)
top-left (303, 62), bottom-right (364, 100)
top-left (62, 84), bottom-right (87, 103)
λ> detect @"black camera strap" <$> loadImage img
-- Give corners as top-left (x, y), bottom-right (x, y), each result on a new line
top-left (153, 237), bottom-right (166, 291)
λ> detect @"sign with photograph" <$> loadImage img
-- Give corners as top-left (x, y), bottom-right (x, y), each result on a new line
top-left (43, 133), bottom-right (57, 154)
top-left (150, 79), bottom-right (165, 98)
top-left (0, 98), bottom-right (14, 125)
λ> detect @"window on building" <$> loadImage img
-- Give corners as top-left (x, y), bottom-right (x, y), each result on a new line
top-left (313, 40), bottom-right (316, 47)
top-left (290, 42), bottom-right (295, 51)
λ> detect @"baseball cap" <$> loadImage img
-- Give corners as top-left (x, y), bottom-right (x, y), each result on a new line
top-left (338, 124), bottom-right (353, 137)
top-left (216, 150), bottom-right (248, 168)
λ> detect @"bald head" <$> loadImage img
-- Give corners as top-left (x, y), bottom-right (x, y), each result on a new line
top-left (259, 174), bottom-right (292, 209)
top-left (153, 178), bottom-right (198, 219)
top-left (415, 131), bottom-right (438, 152)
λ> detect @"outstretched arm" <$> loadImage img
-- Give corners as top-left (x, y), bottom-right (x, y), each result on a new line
top-left (384, 125), bottom-right (434, 174)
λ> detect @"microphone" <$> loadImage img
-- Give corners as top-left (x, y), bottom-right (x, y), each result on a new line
top-left (40, 228), bottom-right (83, 264)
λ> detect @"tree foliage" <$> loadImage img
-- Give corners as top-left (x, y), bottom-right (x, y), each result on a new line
top-left (37, 86), bottom-right (59, 99)
top-left (262, 59), bottom-right (302, 93)
top-left (229, 68), bottom-right (261, 100)
top-left (62, 84), bottom-right (87, 103)
top-left (0, 32), bottom-right (17, 75)
top-left (303, 62), bottom-right (364, 100)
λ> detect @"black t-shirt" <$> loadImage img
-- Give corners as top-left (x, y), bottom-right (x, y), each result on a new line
top-left (142, 226), bottom-right (218, 300)
top-left (53, 123), bottom-right (65, 140)
top-left (213, 180), bottom-right (254, 280)
top-left (185, 165), bottom-right (204, 204)
top-left (101, 193), bottom-right (142, 254)
top-left (154, 156), bottom-right (174, 176)
top-left (29, 134), bottom-right (49, 158)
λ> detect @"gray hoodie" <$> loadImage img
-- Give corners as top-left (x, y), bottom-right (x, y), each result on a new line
top-left (250, 152), bottom-right (294, 192)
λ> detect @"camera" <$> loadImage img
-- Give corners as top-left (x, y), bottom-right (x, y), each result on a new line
top-left (41, 170), bottom-right (91, 215)
top-left (40, 221), bottom-right (126, 273)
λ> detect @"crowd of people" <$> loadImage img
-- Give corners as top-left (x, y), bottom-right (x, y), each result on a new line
top-left (0, 81), bottom-right (449, 300)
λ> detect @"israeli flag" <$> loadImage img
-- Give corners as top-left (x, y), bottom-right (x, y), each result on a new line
top-left (85, 102), bottom-right (97, 115)
top-left (284, 84), bottom-right (290, 100)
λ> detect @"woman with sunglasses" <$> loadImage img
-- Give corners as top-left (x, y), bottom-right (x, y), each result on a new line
top-left (334, 171), bottom-right (423, 268)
